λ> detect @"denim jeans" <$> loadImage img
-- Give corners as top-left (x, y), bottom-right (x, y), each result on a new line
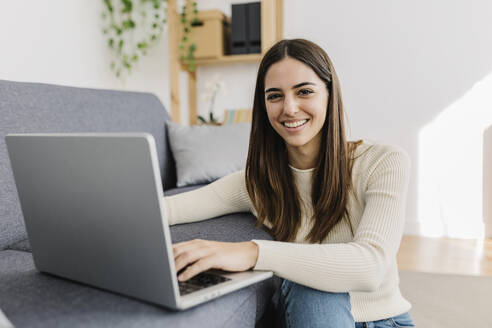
top-left (267, 278), bottom-right (415, 328)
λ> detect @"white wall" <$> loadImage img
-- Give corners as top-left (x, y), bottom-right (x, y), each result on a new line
top-left (1, 0), bottom-right (492, 238)
top-left (0, 1), bottom-right (171, 110)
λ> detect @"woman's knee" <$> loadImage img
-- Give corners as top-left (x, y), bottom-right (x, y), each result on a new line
top-left (278, 280), bottom-right (354, 328)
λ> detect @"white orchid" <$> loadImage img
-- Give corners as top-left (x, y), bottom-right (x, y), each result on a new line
top-left (199, 74), bottom-right (227, 124)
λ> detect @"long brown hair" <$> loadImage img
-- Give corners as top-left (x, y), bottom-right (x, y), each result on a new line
top-left (245, 39), bottom-right (362, 243)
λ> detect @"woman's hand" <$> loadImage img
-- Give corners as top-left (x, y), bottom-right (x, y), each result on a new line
top-left (172, 239), bottom-right (259, 282)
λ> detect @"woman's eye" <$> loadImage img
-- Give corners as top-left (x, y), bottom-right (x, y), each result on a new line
top-left (298, 89), bottom-right (313, 96)
top-left (267, 94), bottom-right (281, 100)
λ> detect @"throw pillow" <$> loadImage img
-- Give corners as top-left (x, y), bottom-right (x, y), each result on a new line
top-left (166, 121), bottom-right (251, 187)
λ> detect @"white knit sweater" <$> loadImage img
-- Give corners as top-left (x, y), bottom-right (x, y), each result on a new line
top-left (164, 142), bottom-right (412, 322)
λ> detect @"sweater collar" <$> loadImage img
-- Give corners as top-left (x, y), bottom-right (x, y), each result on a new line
top-left (288, 164), bottom-right (315, 174)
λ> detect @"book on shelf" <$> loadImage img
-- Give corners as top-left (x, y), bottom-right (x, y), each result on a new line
top-left (222, 109), bottom-right (253, 124)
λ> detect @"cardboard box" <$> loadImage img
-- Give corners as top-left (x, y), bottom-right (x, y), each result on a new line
top-left (186, 10), bottom-right (231, 59)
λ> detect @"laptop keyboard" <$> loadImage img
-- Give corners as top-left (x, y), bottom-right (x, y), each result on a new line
top-left (178, 272), bottom-right (231, 295)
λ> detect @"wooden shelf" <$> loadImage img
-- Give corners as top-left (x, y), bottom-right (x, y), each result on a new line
top-left (167, 0), bottom-right (283, 125)
top-left (194, 53), bottom-right (262, 66)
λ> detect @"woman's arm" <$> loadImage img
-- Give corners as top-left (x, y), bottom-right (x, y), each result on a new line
top-left (164, 170), bottom-right (251, 225)
top-left (252, 149), bottom-right (411, 293)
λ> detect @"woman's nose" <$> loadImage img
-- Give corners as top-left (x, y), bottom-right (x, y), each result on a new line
top-left (283, 95), bottom-right (298, 116)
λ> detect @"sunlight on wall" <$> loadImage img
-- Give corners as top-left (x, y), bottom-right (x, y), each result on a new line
top-left (418, 72), bottom-right (492, 238)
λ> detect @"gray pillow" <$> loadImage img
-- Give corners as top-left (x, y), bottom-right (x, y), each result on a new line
top-left (166, 122), bottom-right (251, 187)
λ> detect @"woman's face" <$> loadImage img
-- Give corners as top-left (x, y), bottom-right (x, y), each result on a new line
top-left (264, 57), bottom-right (328, 156)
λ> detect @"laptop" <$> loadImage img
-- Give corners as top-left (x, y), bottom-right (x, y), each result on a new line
top-left (5, 133), bottom-right (273, 310)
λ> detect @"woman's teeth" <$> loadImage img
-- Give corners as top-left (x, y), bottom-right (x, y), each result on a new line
top-left (283, 119), bottom-right (308, 128)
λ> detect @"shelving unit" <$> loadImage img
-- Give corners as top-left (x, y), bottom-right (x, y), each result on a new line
top-left (167, 0), bottom-right (283, 125)
top-left (194, 53), bottom-right (262, 66)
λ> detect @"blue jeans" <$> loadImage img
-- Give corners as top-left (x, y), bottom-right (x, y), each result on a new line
top-left (270, 279), bottom-right (415, 328)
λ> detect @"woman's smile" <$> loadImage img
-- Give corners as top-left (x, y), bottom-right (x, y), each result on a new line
top-left (282, 119), bottom-right (310, 131)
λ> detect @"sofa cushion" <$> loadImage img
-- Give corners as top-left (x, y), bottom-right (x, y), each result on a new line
top-left (0, 250), bottom-right (275, 328)
top-left (164, 184), bottom-right (208, 196)
top-left (166, 121), bottom-right (250, 187)
top-left (0, 79), bottom-right (176, 250)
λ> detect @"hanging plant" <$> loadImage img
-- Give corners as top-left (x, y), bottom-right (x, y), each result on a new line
top-left (102, 0), bottom-right (168, 78)
top-left (102, 0), bottom-right (199, 77)
top-left (179, 1), bottom-right (200, 72)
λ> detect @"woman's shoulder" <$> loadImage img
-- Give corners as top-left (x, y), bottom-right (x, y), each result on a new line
top-left (354, 140), bottom-right (408, 156)
top-left (352, 140), bottom-right (410, 173)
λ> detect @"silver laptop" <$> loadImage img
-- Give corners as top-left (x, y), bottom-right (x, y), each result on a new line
top-left (5, 133), bottom-right (272, 310)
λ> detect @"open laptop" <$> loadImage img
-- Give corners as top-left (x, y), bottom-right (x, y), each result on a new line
top-left (5, 133), bottom-right (272, 310)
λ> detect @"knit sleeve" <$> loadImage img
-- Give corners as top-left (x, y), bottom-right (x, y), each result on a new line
top-left (164, 170), bottom-right (252, 225)
top-left (252, 149), bottom-right (411, 293)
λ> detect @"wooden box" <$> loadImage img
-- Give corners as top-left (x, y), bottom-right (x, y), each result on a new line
top-left (187, 10), bottom-right (231, 59)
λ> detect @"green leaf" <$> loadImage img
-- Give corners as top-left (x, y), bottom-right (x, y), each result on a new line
top-left (122, 19), bottom-right (136, 29)
top-left (152, 22), bottom-right (158, 29)
top-left (118, 39), bottom-right (124, 49)
top-left (131, 54), bottom-right (138, 61)
top-left (121, 0), bottom-right (133, 13)
top-left (151, 34), bottom-right (157, 41)
top-left (103, 0), bottom-right (113, 13)
top-left (198, 116), bottom-right (207, 124)
top-left (108, 38), bottom-right (114, 47)
top-left (137, 41), bottom-right (148, 49)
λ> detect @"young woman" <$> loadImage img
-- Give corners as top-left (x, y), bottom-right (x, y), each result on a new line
top-left (165, 39), bottom-right (415, 328)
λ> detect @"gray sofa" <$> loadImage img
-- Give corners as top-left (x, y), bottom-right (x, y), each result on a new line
top-left (0, 79), bottom-right (276, 327)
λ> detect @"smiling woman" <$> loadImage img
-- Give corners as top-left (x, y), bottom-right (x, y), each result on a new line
top-left (165, 39), bottom-right (415, 328)
top-left (246, 39), bottom-right (360, 245)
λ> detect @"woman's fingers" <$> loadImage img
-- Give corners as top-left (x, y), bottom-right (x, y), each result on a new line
top-left (173, 239), bottom-right (207, 258)
top-left (178, 256), bottom-right (215, 281)
top-left (173, 240), bottom-right (216, 273)
top-left (171, 240), bottom-right (260, 282)
top-left (174, 247), bottom-right (209, 273)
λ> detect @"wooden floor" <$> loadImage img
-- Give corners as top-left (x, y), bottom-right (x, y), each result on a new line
top-left (397, 235), bottom-right (492, 277)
